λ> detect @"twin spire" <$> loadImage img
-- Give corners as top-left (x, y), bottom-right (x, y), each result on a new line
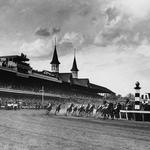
top-left (50, 44), bottom-right (60, 65)
top-left (50, 38), bottom-right (60, 73)
top-left (50, 38), bottom-right (78, 78)
top-left (71, 49), bottom-right (79, 78)
top-left (71, 49), bottom-right (79, 72)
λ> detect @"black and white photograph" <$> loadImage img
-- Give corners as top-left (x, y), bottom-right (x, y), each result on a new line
top-left (0, 0), bottom-right (150, 150)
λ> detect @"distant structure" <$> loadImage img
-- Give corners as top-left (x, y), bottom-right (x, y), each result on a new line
top-left (141, 93), bottom-right (149, 103)
top-left (134, 81), bottom-right (141, 110)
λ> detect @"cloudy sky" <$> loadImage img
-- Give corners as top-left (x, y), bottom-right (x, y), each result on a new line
top-left (1, 0), bottom-right (150, 95)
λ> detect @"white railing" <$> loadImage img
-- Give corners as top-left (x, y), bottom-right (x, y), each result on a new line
top-left (119, 110), bottom-right (150, 121)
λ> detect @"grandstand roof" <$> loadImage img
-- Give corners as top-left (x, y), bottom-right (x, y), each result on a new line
top-left (72, 78), bottom-right (89, 87)
top-left (89, 83), bottom-right (115, 94)
top-left (58, 73), bottom-right (72, 83)
top-left (0, 53), bottom-right (29, 62)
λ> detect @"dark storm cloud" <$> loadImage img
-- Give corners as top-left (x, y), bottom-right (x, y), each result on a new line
top-left (35, 26), bottom-right (61, 37)
top-left (3, 0), bottom-right (150, 55)
top-left (52, 27), bottom-right (61, 35)
top-left (0, 0), bottom-right (105, 48)
top-left (35, 27), bottom-right (50, 37)
top-left (95, 5), bottom-right (150, 47)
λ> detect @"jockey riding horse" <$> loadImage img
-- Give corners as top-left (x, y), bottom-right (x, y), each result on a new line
top-left (55, 104), bottom-right (61, 115)
top-left (46, 103), bottom-right (53, 115)
top-left (85, 103), bottom-right (91, 117)
top-left (78, 104), bottom-right (85, 116)
top-left (88, 104), bottom-right (95, 117)
top-left (100, 101), bottom-right (114, 119)
top-left (72, 105), bottom-right (78, 116)
top-left (66, 103), bottom-right (74, 116)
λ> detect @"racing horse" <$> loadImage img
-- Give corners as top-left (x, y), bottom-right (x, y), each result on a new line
top-left (46, 103), bottom-right (53, 115)
top-left (66, 103), bottom-right (74, 116)
top-left (88, 104), bottom-right (95, 117)
top-left (78, 104), bottom-right (86, 117)
top-left (72, 105), bottom-right (78, 116)
top-left (55, 104), bottom-right (61, 115)
top-left (101, 102), bottom-right (114, 119)
top-left (107, 102), bottom-right (115, 119)
top-left (114, 103), bottom-right (122, 119)
top-left (95, 105), bottom-right (103, 118)
top-left (85, 103), bottom-right (91, 117)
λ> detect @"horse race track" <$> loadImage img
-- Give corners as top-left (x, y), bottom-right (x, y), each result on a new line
top-left (0, 110), bottom-right (149, 150)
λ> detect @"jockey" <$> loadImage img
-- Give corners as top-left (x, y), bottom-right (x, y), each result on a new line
top-left (86, 103), bottom-right (90, 111)
top-left (103, 101), bottom-right (109, 108)
top-left (46, 102), bottom-right (53, 115)
top-left (48, 102), bottom-right (51, 107)
top-left (80, 104), bottom-right (84, 110)
top-left (57, 104), bottom-right (61, 110)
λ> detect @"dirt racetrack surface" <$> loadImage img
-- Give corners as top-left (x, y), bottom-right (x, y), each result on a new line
top-left (0, 110), bottom-right (149, 150)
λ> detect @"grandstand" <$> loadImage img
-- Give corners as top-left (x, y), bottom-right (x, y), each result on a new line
top-left (0, 46), bottom-right (114, 106)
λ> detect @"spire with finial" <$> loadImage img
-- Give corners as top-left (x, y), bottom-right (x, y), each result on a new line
top-left (71, 48), bottom-right (79, 78)
top-left (134, 81), bottom-right (141, 90)
top-left (50, 37), bottom-right (60, 73)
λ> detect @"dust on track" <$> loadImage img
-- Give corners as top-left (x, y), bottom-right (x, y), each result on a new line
top-left (0, 110), bottom-right (149, 150)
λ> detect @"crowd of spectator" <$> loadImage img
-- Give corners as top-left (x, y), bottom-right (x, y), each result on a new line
top-left (0, 78), bottom-right (101, 101)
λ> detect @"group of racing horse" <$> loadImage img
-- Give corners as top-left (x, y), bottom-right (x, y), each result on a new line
top-left (46, 101), bottom-right (122, 119)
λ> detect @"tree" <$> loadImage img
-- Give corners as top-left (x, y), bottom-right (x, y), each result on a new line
top-left (125, 93), bottom-right (135, 101)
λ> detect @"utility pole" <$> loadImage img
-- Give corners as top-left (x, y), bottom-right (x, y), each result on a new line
top-left (41, 86), bottom-right (44, 108)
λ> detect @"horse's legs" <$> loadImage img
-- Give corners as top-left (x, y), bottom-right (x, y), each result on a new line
top-left (66, 111), bottom-right (68, 116)
top-left (73, 110), bottom-right (76, 116)
top-left (90, 112), bottom-right (93, 117)
top-left (103, 112), bottom-right (106, 119)
top-left (82, 110), bottom-right (84, 117)
top-left (57, 109), bottom-right (60, 115)
top-left (46, 110), bottom-right (50, 115)
top-left (79, 111), bottom-right (81, 117)
top-left (77, 110), bottom-right (79, 117)
top-left (83, 111), bottom-right (86, 117)
top-left (95, 111), bottom-right (99, 119)
top-left (86, 111), bottom-right (89, 117)
top-left (107, 113), bottom-right (109, 119)
top-left (85, 111), bottom-right (88, 117)
top-left (55, 110), bottom-right (57, 115)
top-left (111, 112), bottom-right (114, 120)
